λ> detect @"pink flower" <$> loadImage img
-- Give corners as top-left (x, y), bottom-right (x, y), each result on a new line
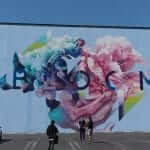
top-left (60, 36), bottom-right (144, 130)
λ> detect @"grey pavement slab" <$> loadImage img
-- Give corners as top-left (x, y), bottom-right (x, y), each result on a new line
top-left (0, 132), bottom-right (150, 150)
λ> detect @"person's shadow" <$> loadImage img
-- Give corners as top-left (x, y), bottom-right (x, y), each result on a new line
top-left (93, 140), bottom-right (112, 145)
top-left (0, 139), bottom-right (12, 144)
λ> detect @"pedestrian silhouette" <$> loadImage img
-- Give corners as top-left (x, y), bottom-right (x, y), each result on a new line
top-left (46, 120), bottom-right (59, 150)
top-left (79, 119), bottom-right (86, 143)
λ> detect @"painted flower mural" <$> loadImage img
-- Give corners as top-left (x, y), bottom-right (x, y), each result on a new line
top-left (0, 31), bottom-right (145, 131)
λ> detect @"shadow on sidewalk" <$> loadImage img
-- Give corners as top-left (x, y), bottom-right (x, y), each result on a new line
top-left (0, 139), bottom-right (12, 144)
top-left (93, 140), bottom-right (112, 144)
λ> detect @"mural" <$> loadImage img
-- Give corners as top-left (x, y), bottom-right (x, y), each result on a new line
top-left (0, 25), bottom-right (150, 133)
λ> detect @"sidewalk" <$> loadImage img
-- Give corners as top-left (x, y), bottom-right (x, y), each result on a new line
top-left (0, 132), bottom-right (150, 150)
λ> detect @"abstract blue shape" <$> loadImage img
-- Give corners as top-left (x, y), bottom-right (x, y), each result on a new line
top-left (65, 47), bottom-right (81, 58)
top-left (139, 71), bottom-right (150, 90)
top-left (0, 74), bottom-right (7, 88)
top-left (48, 106), bottom-right (64, 123)
top-left (13, 52), bottom-right (26, 89)
top-left (105, 71), bottom-right (116, 91)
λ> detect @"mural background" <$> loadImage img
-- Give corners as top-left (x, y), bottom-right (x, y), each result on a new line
top-left (0, 25), bottom-right (150, 133)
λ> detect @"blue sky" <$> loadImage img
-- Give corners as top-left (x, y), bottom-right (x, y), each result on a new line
top-left (0, 0), bottom-right (149, 27)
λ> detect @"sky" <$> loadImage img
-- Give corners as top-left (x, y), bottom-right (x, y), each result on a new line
top-left (0, 0), bottom-right (149, 27)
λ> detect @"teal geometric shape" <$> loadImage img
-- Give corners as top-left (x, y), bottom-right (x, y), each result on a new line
top-left (48, 106), bottom-right (64, 123)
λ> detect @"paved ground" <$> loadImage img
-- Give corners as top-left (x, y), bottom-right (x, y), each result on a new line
top-left (1, 132), bottom-right (150, 150)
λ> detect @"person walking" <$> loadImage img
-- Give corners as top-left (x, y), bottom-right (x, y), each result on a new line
top-left (79, 119), bottom-right (86, 143)
top-left (46, 120), bottom-right (59, 150)
top-left (87, 117), bottom-right (93, 143)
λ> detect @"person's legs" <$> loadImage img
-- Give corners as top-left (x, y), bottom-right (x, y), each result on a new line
top-left (80, 130), bottom-right (82, 142)
top-left (89, 134), bottom-right (92, 142)
top-left (88, 129), bottom-right (91, 142)
top-left (91, 129), bottom-right (93, 142)
top-left (88, 129), bottom-right (93, 143)
top-left (48, 141), bottom-right (52, 150)
top-left (83, 130), bottom-right (86, 142)
top-left (51, 143), bottom-right (55, 150)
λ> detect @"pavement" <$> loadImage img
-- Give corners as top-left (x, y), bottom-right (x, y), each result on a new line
top-left (0, 132), bottom-right (150, 150)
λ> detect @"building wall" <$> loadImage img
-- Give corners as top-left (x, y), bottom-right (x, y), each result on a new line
top-left (0, 25), bottom-right (150, 133)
